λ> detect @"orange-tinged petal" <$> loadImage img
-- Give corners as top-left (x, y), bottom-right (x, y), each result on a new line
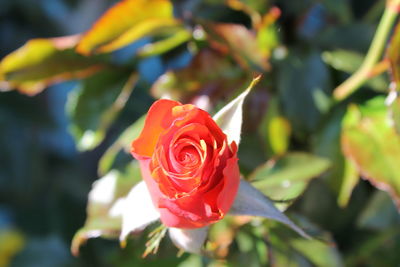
top-left (131, 99), bottom-right (180, 159)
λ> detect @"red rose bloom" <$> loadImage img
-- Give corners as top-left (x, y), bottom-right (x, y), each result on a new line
top-left (131, 99), bottom-right (240, 228)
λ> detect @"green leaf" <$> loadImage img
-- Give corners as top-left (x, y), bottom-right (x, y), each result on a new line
top-left (76, 0), bottom-right (177, 55)
top-left (311, 107), bottom-right (360, 207)
top-left (387, 22), bottom-right (400, 91)
top-left (322, 49), bottom-right (388, 92)
top-left (337, 159), bottom-right (359, 208)
top-left (342, 97), bottom-right (400, 209)
top-left (389, 93), bottom-right (400, 134)
top-left (213, 76), bottom-right (261, 145)
top-left (259, 96), bottom-right (291, 156)
top-left (249, 152), bottom-right (331, 209)
top-left (266, 215), bottom-right (344, 267)
top-left (230, 180), bottom-right (310, 239)
top-left (0, 36), bottom-right (103, 95)
top-left (137, 28), bottom-right (192, 58)
top-left (357, 191), bottom-right (400, 230)
top-left (277, 49), bottom-right (332, 137)
top-left (71, 162), bottom-right (141, 256)
top-left (322, 49), bottom-right (364, 73)
top-left (98, 115), bottom-right (146, 176)
top-left (67, 69), bottom-right (138, 151)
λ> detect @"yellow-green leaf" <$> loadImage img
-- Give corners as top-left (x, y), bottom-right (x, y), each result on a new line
top-left (387, 22), bottom-right (400, 91)
top-left (250, 152), bottom-right (331, 209)
top-left (0, 35), bottom-right (103, 95)
top-left (76, 0), bottom-right (176, 55)
top-left (342, 97), bottom-right (400, 209)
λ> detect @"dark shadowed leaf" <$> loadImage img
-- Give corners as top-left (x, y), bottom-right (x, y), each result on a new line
top-left (76, 0), bottom-right (177, 55)
top-left (67, 69), bottom-right (137, 151)
top-left (322, 49), bottom-right (388, 91)
top-left (0, 36), bottom-right (103, 95)
top-left (277, 49), bottom-right (332, 137)
top-left (71, 162), bottom-right (141, 256)
top-left (342, 97), bottom-right (400, 209)
top-left (249, 152), bottom-right (331, 209)
top-left (312, 108), bottom-right (360, 207)
top-left (357, 191), bottom-right (400, 230)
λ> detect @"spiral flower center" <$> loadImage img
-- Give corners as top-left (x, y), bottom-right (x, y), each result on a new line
top-left (173, 138), bottom-right (203, 170)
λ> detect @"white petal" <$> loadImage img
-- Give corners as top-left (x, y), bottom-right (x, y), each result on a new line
top-left (89, 171), bottom-right (118, 205)
top-left (168, 227), bottom-right (209, 254)
top-left (213, 76), bottom-right (260, 145)
top-left (230, 180), bottom-right (310, 238)
top-left (120, 181), bottom-right (160, 242)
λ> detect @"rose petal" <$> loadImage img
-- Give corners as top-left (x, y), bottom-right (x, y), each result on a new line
top-left (230, 179), bottom-right (310, 239)
top-left (120, 181), bottom-right (160, 243)
top-left (131, 99), bottom-right (181, 159)
top-left (168, 226), bottom-right (209, 254)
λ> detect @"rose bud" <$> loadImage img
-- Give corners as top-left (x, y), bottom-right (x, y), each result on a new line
top-left (131, 99), bottom-right (240, 229)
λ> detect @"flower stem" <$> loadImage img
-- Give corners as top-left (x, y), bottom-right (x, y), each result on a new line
top-left (333, 0), bottom-right (400, 101)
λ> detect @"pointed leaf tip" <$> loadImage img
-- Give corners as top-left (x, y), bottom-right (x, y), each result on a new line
top-left (230, 179), bottom-right (310, 239)
top-left (213, 75), bottom-right (262, 145)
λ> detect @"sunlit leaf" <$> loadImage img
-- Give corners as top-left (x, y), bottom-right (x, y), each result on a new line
top-left (0, 228), bottom-right (25, 267)
top-left (67, 69), bottom-right (138, 151)
top-left (230, 180), bottom-right (309, 238)
top-left (249, 152), bottom-right (331, 209)
top-left (337, 159), bottom-right (359, 208)
top-left (98, 115), bottom-right (146, 176)
top-left (0, 35), bottom-right (103, 95)
top-left (151, 48), bottom-right (246, 102)
top-left (389, 93), bottom-right (400, 134)
top-left (259, 96), bottom-right (291, 156)
top-left (71, 163), bottom-right (141, 256)
top-left (76, 0), bottom-right (176, 55)
top-left (137, 28), bottom-right (192, 58)
top-left (387, 22), bottom-right (400, 91)
top-left (342, 97), bottom-right (400, 209)
top-left (205, 23), bottom-right (269, 71)
top-left (213, 76), bottom-right (261, 145)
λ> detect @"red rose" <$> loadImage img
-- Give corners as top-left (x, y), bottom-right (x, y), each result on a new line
top-left (131, 99), bottom-right (240, 228)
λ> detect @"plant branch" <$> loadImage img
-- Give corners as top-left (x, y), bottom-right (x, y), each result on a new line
top-left (333, 0), bottom-right (400, 101)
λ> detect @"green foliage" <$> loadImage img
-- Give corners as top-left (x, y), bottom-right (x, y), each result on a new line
top-left (1, 0), bottom-right (400, 266)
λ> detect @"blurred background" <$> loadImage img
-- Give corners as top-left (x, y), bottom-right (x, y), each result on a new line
top-left (1, 0), bottom-right (400, 266)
